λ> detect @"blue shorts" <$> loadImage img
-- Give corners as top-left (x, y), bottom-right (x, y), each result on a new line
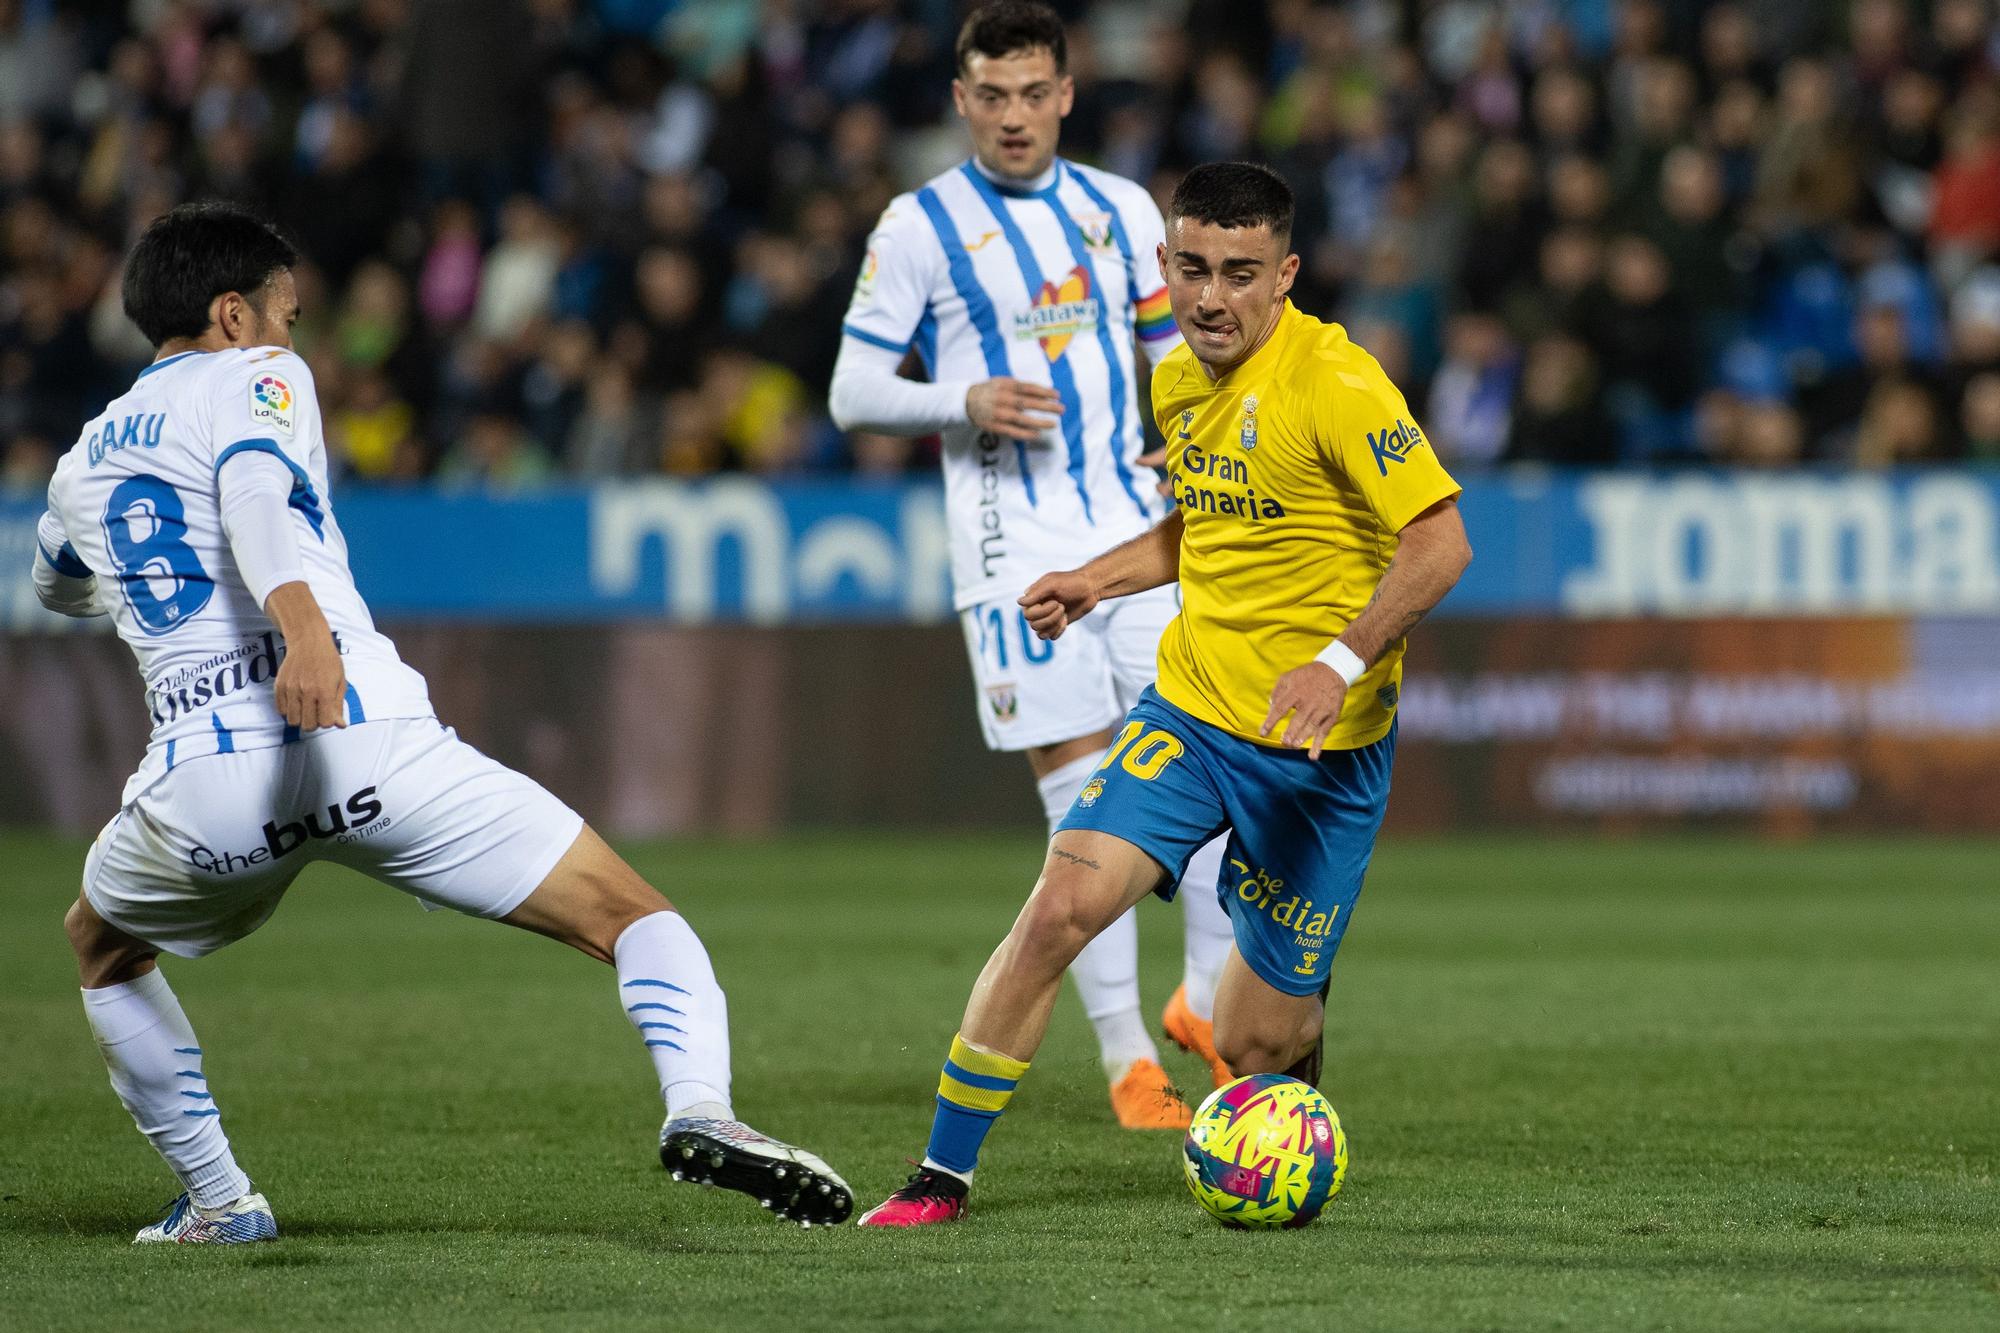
top-left (1057, 687), bottom-right (1395, 997)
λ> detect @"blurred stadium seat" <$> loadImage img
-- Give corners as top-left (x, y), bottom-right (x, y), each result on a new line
top-left (3, 0), bottom-right (1999, 478)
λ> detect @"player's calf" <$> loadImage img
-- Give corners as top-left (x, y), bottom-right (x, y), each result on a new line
top-left (1211, 952), bottom-right (1325, 1079)
top-left (503, 825), bottom-right (853, 1226)
top-left (959, 832), bottom-right (1162, 1060)
top-left (1212, 1023), bottom-right (1319, 1078)
top-left (69, 897), bottom-right (262, 1233)
top-left (860, 833), bottom-right (1162, 1227)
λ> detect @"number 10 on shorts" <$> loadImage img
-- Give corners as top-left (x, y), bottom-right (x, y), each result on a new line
top-left (1100, 720), bottom-right (1185, 780)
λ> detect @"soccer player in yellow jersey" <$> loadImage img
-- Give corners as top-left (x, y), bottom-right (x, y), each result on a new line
top-left (858, 162), bottom-right (1471, 1226)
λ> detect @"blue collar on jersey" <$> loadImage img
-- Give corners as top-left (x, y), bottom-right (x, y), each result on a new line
top-left (137, 350), bottom-right (207, 379)
top-left (969, 155), bottom-right (1061, 199)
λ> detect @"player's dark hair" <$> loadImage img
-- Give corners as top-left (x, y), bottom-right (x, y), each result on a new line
top-left (1168, 163), bottom-right (1295, 248)
top-left (121, 202), bottom-right (299, 348)
top-left (956, 1), bottom-right (1067, 76)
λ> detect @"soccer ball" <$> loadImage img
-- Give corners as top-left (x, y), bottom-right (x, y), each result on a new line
top-left (1182, 1074), bottom-right (1347, 1229)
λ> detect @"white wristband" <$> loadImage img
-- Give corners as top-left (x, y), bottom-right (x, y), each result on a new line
top-left (1314, 639), bottom-right (1367, 686)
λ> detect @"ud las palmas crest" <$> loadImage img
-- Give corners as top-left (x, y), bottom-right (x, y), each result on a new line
top-left (1240, 394), bottom-right (1258, 450)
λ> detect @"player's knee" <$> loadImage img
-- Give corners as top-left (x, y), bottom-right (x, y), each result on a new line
top-left (1011, 884), bottom-right (1097, 977)
top-left (63, 896), bottom-right (121, 962)
top-left (62, 898), bottom-right (94, 956)
top-left (566, 883), bottom-right (671, 964)
top-left (65, 896), bottom-right (156, 985)
top-left (506, 827), bottom-right (675, 964)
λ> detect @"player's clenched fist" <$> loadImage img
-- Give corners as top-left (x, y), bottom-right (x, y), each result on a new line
top-left (967, 377), bottom-right (1064, 440)
top-left (1261, 662), bottom-right (1347, 760)
top-left (1018, 569), bottom-right (1099, 640)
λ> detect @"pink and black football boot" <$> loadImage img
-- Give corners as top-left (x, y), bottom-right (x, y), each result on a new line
top-left (854, 1167), bottom-right (969, 1227)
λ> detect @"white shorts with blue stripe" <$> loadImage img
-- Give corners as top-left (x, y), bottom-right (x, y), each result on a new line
top-left (83, 718), bottom-right (583, 958)
top-left (958, 583), bottom-right (1182, 752)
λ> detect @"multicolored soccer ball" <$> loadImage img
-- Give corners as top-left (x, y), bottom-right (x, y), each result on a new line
top-left (1182, 1074), bottom-right (1347, 1229)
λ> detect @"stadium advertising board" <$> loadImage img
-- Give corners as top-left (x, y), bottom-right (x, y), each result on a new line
top-left (8, 471), bottom-right (2000, 624)
top-left (6, 472), bottom-right (2000, 831)
top-left (1392, 615), bottom-right (2000, 831)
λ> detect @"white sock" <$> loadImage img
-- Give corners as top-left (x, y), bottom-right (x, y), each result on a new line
top-left (1038, 752), bottom-right (1160, 1078)
top-left (615, 911), bottom-right (733, 1121)
top-left (81, 968), bottom-right (252, 1209)
top-left (1178, 835), bottom-right (1233, 1023)
top-left (919, 1156), bottom-right (973, 1185)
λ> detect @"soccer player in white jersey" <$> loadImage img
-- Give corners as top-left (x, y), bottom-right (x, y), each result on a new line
top-left (34, 203), bottom-right (851, 1243)
top-left (828, 1), bottom-right (1236, 1130)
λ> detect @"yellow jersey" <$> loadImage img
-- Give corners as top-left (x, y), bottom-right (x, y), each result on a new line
top-left (1150, 302), bottom-right (1461, 750)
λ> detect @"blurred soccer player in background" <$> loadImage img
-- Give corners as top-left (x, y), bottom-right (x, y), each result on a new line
top-left (830, 0), bottom-right (1235, 1131)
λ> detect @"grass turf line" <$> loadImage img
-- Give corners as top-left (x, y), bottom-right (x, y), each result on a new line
top-left (1, 832), bottom-right (1996, 1331)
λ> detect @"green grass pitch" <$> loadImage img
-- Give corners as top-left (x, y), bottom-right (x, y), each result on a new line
top-left (2, 831), bottom-right (1996, 1331)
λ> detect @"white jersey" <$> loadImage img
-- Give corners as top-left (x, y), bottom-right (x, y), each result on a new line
top-left (842, 158), bottom-right (1183, 610)
top-left (42, 346), bottom-right (433, 801)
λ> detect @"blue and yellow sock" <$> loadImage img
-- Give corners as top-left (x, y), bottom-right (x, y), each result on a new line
top-left (922, 1033), bottom-right (1030, 1182)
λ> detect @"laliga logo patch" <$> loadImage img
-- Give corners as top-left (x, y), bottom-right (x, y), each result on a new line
top-left (986, 684), bottom-right (1018, 722)
top-left (1240, 394), bottom-right (1258, 450)
top-left (250, 373), bottom-right (296, 435)
top-left (1078, 777), bottom-right (1106, 807)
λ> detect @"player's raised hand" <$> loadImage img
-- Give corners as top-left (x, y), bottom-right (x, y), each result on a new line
top-left (1018, 569), bottom-right (1099, 640)
top-left (1261, 663), bottom-right (1347, 760)
top-left (967, 377), bottom-right (1064, 440)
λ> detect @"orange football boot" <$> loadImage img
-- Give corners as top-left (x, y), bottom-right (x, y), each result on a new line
top-left (1162, 984), bottom-right (1233, 1088)
top-left (1109, 1057), bottom-right (1193, 1130)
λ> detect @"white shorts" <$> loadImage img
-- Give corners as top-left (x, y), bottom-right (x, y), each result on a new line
top-left (83, 718), bottom-right (585, 959)
top-left (958, 584), bottom-right (1182, 751)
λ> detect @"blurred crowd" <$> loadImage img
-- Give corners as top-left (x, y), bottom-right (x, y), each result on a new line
top-left (3, 0), bottom-right (2000, 486)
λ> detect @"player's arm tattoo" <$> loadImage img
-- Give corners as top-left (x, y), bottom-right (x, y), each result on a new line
top-left (1052, 848), bottom-right (1102, 871)
top-left (1335, 501), bottom-right (1471, 664)
top-left (1354, 584), bottom-right (1433, 647)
